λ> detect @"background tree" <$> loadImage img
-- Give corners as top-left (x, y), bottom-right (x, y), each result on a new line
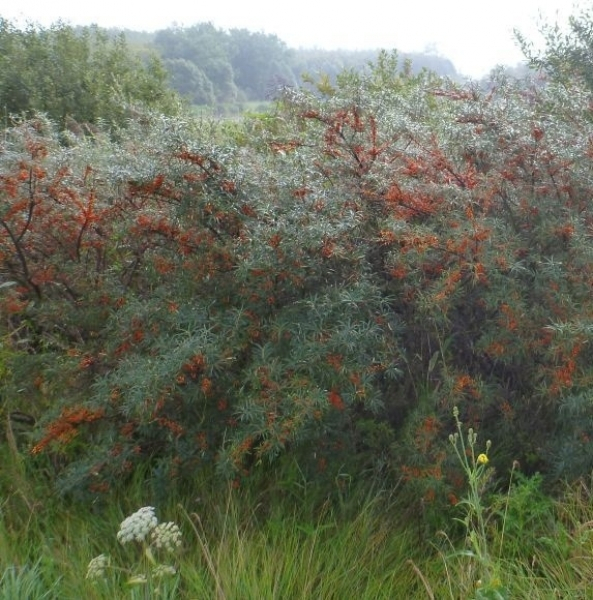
top-left (0, 19), bottom-right (179, 129)
top-left (228, 29), bottom-right (297, 100)
top-left (163, 58), bottom-right (216, 105)
top-left (517, 5), bottom-right (593, 91)
top-left (153, 24), bottom-right (239, 103)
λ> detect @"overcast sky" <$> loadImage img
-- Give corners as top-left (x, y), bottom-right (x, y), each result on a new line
top-left (1, 1), bottom-right (581, 78)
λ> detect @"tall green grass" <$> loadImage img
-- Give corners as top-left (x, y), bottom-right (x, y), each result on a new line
top-left (0, 479), bottom-right (421, 598)
top-left (1, 436), bottom-right (593, 599)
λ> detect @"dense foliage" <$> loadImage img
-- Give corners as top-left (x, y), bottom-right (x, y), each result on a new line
top-left (3, 10), bottom-right (593, 506)
top-left (0, 19), bottom-right (179, 128)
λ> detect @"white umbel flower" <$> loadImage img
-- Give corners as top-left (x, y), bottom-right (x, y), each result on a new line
top-left (86, 553), bottom-right (109, 579)
top-left (150, 521), bottom-right (183, 552)
top-left (117, 506), bottom-right (158, 544)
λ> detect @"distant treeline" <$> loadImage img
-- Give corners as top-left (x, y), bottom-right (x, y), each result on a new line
top-left (125, 22), bottom-right (460, 105)
top-left (0, 17), bottom-right (460, 126)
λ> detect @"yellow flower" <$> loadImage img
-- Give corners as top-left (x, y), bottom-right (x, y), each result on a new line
top-left (477, 453), bottom-right (489, 465)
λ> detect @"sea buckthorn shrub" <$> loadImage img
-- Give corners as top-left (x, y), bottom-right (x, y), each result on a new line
top-left (2, 49), bottom-right (593, 499)
top-left (264, 61), bottom-right (593, 495)
top-left (0, 104), bottom-right (402, 495)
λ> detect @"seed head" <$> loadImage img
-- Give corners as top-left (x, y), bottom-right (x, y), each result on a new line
top-left (86, 554), bottom-right (109, 580)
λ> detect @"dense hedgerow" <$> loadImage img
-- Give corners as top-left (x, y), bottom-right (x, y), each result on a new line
top-left (2, 46), bottom-right (593, 500)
